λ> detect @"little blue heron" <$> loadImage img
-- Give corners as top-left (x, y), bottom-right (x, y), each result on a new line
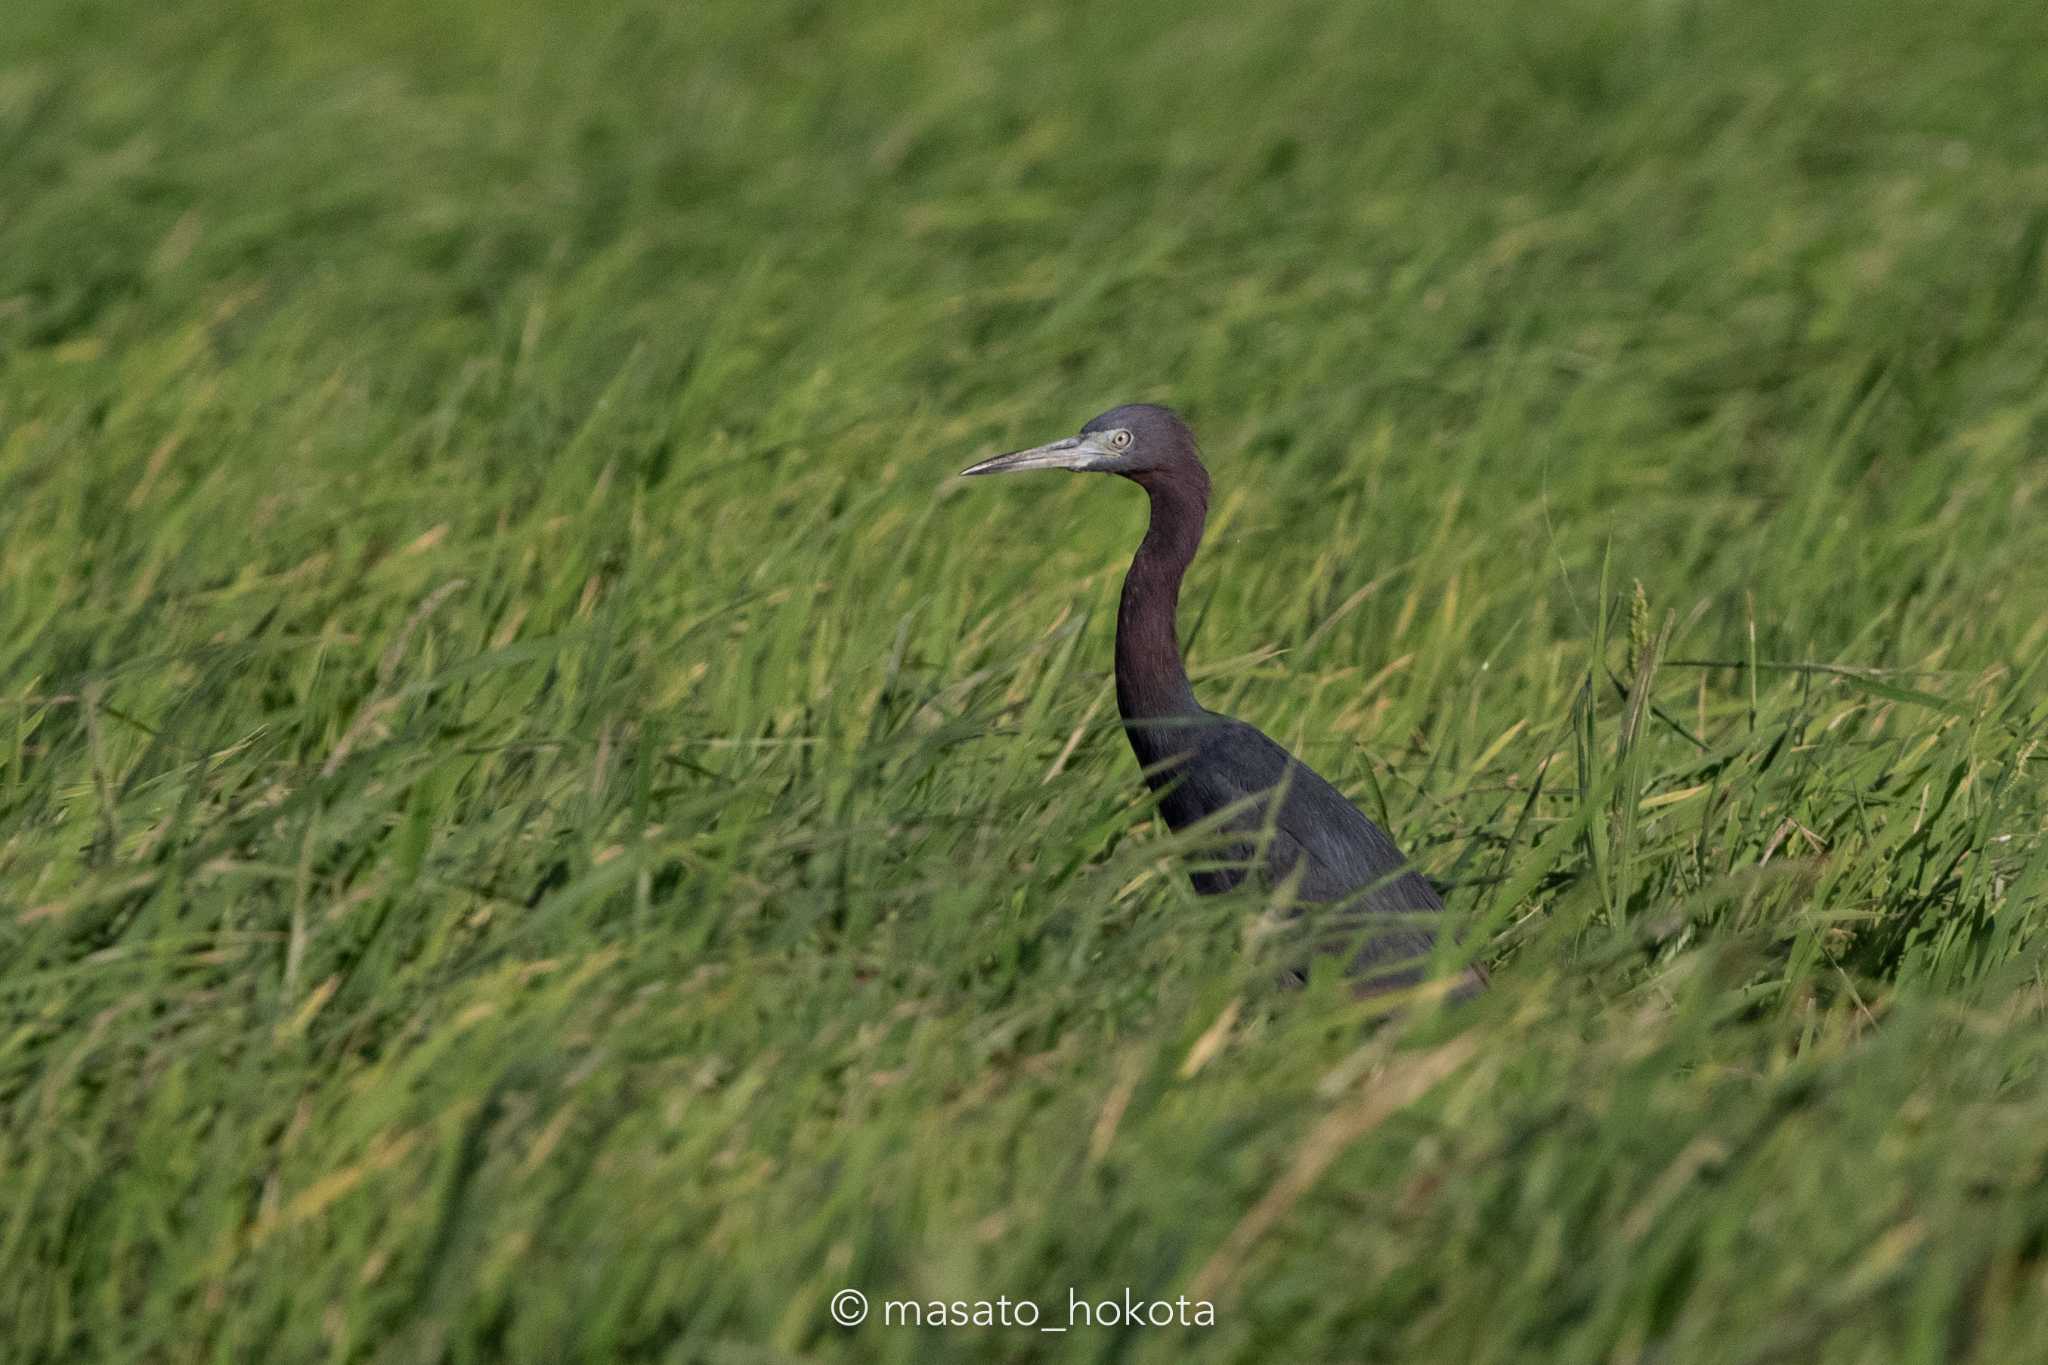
top-left (964, 404), bottom-right (1485, 998)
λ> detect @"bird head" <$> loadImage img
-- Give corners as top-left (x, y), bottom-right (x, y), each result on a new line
top-left (961, 403), bottom-right (1203, 482)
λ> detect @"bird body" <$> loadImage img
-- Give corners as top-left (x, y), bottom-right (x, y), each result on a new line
top-left (1129, 714), bottom-right (1450, 982)
top-left (964, 404), bottom-right (1482, 997)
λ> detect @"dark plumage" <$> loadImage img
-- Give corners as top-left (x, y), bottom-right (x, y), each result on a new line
top-left (963, 403), bottom-right (1484, 997)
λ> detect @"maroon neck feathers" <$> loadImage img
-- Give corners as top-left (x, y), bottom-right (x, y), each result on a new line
top-left (1115, 464), bottom-right (1209, 723)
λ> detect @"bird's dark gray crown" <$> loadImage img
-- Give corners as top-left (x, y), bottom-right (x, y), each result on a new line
top-left (1082, 403), bottom-right (1186, 439)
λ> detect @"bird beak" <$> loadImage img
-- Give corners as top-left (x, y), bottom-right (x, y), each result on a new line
top-left (960, 435), bottom-right (1109, 477)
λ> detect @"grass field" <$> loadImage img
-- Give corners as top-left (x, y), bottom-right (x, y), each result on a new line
top-left (4, 0), bottom-right (2048, 1359)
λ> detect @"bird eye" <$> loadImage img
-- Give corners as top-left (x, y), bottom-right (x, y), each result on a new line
top-left (1109, 430), bottom-right (1133, 450)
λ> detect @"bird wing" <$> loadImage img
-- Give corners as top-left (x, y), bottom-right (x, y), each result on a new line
top-left (1209, 721), bottom-right (1449, 987)
top-left (1198, 720), bottom-right (1440, 907)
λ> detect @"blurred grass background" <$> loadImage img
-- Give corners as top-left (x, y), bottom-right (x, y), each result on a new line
top-left (3, 0), bottom-right (2047, 1359)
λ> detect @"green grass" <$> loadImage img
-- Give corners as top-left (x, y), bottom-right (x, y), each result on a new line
top-left (4, 0), bottom-right (2047, 1359)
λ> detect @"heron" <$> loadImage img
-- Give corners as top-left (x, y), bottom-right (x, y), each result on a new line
top-left (963, 404), bottom-right (1485, 998)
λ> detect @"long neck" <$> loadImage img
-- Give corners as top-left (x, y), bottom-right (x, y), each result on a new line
top-left (1116, 467), bottom-right (1209, 726)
